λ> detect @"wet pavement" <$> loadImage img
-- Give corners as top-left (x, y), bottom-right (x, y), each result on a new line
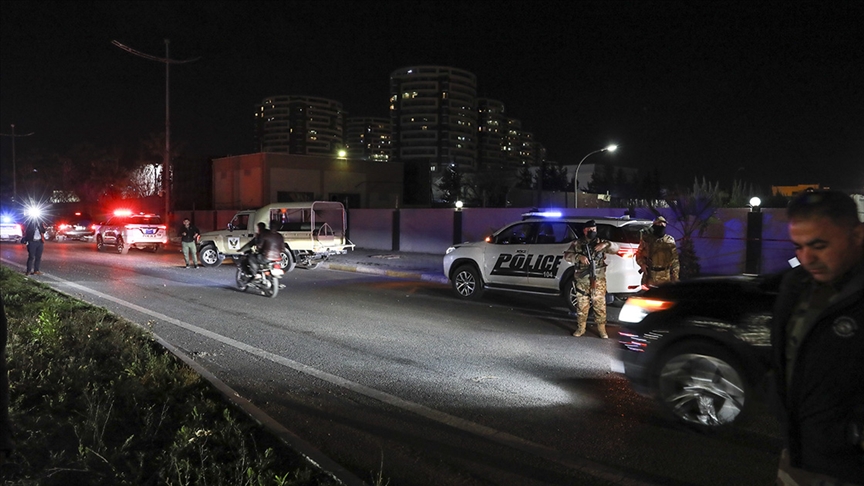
top-left (321, 248), bottom-right (448, 284)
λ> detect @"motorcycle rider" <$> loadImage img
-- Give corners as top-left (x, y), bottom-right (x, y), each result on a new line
top-left (238, 222), bottom-right (285, 278)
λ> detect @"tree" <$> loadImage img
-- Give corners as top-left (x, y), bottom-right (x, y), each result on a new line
top-left (651, 177), bottom-right (722, 279)
top-left (515, 165), bottom-right (533, 189)
top-left (464, 169), bottom-right (514, 207)
top-left (435, 163), bottom-right (463, 205)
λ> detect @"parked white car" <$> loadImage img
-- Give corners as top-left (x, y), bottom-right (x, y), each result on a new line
top-left (0, 214), bottom-right (23, 242)
top-left (443, 213), bottom-right (652, 311)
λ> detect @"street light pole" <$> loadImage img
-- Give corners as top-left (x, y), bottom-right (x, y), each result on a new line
top-left (574, 144), bottom-right (618, 209)
top-left (0, 124), bottom-right (35, 202)
top-left (112, 40), bottom-right (198, 220)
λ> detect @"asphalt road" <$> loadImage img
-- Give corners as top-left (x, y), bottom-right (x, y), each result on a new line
top-left (0, 240), bottom-right (782, 485)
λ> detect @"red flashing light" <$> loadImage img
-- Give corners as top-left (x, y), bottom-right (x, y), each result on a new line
top-left (74, 212), bottom-right (82, 216)
top-left (617, 248), bottom-right (636, 258)
top-left (113, 209), bottom-right (133, 217)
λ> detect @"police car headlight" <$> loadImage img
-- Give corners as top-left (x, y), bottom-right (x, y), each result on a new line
top-left (446, 246), bottom-right (456, 254)
top-left (618, 297), bottom-right (676, 323)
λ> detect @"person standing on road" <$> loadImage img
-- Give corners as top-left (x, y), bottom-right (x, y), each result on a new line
top-left (772, 189), bottom-right (864, 485)
top-left (179, 218), bottom-right (201, 268)
top-left (21, 219), bottom-right (47, 275)
top-left (635, 216), bottom-right (679, 288)
top-left (564, 220), bottom-right (619, 338)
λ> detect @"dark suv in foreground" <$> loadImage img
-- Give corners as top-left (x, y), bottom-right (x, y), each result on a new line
top-left (617, 273), bottom-right (782, 430)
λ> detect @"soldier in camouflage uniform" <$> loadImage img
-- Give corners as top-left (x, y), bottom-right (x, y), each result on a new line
top-left (564, 220), bottom-right (619, 338)
top-left (635, 216), bottom-right (679, 288)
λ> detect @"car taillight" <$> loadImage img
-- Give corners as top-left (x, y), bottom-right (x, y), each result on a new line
top-left (618, 296), bottom-right (676, 324)
top-left (158, 225), bottom-right (166, 230)
top-left (617, 248), bottom-right (636, 258)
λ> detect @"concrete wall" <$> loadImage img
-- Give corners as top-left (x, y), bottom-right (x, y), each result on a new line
top-left (176, 205), bottom-right (799, 276)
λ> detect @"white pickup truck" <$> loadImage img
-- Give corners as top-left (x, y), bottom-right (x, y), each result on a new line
top-left (197, 201), bottom-right (354, 269)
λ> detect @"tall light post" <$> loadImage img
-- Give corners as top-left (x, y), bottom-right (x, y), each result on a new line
top-left (574, 144), bottom-right (617, 209)
top-left (0, 124), bottom-right (35, 202)
top-left (112, 40), bottom-right (198, 220)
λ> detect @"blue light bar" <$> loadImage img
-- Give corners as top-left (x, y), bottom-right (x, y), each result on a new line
top-left (522, 210), bottom-right (562, 218)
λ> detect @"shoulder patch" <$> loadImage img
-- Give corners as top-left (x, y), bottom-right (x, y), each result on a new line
top-left (832, 316), bottom-right (858, 338)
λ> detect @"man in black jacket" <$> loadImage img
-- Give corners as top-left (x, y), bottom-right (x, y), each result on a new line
top-left (238, 222), bottom-right (284, 277)
top-left (772, 190), bottom-right (864, 485)
top-left (21, 219), bottom-right (48, 275)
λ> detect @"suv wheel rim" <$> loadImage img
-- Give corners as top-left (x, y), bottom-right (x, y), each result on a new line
top-left (455, 271), bottom-right (476, 297)
top-left (200, 247), bottom-right (218, 266)
top-left (658, 353), bottom-right (746, 427)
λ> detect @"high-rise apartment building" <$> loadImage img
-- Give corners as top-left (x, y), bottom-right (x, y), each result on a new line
top-left (345, 117), bottom-right (392, 162)
top-left (390, 66), bottom-right (478, 205)
top-left (478, 99), bottom-right (544, 171)
top-left (255, 96), bottom-right (345, 156)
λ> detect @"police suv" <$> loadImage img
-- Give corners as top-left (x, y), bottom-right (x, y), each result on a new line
top-left (443, 213), bottom-right (652, 311)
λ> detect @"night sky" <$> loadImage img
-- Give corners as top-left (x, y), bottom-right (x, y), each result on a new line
top-left (2, 0), bottom-right (862, 194)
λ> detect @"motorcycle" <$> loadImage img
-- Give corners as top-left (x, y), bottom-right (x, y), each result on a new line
top-left (235, 252), bottom-right (284, 298)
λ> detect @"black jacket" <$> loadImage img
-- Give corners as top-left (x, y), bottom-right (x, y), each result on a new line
top-left (239, 229), bottom-right (284, 262)
top-left (179, 224), bottom-right (200, 243)
top-left (771, 263), bottom-right (864, 482)
top-left (21, 221), bottom-right (47, 244)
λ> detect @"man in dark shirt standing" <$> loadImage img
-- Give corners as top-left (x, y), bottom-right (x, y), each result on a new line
top-left (772, 190), bottom-right (864, 485)
top-left (179, 218), bottom-right (201, 268)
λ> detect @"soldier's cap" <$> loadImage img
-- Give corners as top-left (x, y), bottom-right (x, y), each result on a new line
top-left (584, 220), bottom-right (596, 227)
top-left (653, 216), bottom-right (667, 224)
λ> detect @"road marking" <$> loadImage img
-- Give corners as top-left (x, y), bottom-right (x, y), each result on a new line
top-left (6, 261), bottom-right (657, 486)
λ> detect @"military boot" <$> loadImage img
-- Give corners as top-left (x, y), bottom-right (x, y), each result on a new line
top-left (572, 323), bottom-right (586, 337)
top-left (596, 324), bottom-right (608, 339)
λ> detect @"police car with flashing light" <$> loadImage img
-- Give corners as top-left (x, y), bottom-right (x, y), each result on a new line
top-left (443, 212), bottom-right (653, 311)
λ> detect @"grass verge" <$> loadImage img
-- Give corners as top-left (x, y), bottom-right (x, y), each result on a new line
top-left (0, 265), bottom-right (340, 486)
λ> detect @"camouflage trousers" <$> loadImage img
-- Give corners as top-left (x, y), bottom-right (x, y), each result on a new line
top-left (644, 268), bottom-right (673, 287)
top-left (574, 277), bottom-right (607, 327)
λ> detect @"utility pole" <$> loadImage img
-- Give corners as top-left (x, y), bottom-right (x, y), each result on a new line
top-left (0, 124), bottom-right (35, 202)
top-left (112, 40), bottom-right (198, 220)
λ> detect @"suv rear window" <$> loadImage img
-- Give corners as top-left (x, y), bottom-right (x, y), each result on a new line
top-left (129, 216), bottom-right (162, 225)
top-left (604, 224), bottom-right (650, 244)
top-left (567, 222), bottom-right (650, 244)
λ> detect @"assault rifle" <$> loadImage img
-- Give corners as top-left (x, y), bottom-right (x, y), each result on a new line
top-left (585, 240), bottom-right (597, 291)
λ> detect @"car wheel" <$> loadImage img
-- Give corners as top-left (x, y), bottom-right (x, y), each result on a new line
top-left (452, 264), bottom-right (483, 300)
top-left (117, 236), bottom-right (129, 254)
top-left (655, 343), bottom-right (751, 429)
top-left (565, 276), bottom-right (578, 312)
top-left (280, 248), bottom-right (296, 273)
top-left (96, 235), bottom-right (104, 251)
top-left (198, 245), bottom-right (220, 267)
top-left (148, 244), bottom-right (159, 253)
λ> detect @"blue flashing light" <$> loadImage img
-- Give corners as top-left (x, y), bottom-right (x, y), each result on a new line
top-left (1, 215), bottom-right (12, 223)
top-left (522, 210), bottom-right (562, 219)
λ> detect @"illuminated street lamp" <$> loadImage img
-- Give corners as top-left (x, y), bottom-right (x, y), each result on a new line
top-left (574, 144), bottom-right (617, 209)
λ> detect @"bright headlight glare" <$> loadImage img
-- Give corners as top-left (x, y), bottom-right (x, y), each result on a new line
top-left (618, 297), bottom-right (675, 323)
